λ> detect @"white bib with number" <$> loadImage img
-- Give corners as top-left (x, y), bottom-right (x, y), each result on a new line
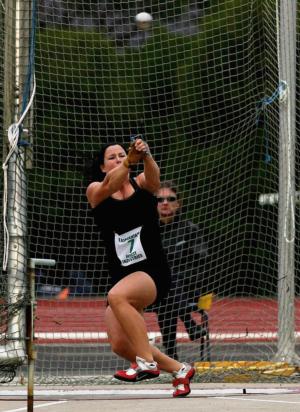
top-left (114, 226), bottom-right (147, 267)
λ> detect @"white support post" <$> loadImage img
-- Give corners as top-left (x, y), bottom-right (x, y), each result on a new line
top-left (274, 0), bottom-right (300, 364)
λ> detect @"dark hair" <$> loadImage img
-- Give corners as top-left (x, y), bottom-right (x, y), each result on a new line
top-left (83, 142), bottom-right (127, 185)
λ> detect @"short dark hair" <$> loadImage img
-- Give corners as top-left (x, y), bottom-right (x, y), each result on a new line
top-left (84, 142), bottom-right (127, 185)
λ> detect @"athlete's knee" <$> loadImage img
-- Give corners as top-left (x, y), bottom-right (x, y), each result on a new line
top-left (107, 289), bottom-right (127, 308)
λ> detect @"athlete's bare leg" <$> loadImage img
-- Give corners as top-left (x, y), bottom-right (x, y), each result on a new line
top-left (105, 291), bottom-right (182, 372)
top-left (107, 271), bottom-right (157, 362)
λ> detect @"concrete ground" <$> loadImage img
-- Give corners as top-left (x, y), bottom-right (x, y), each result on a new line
top-left (1, 383), bottom-right (300, 412)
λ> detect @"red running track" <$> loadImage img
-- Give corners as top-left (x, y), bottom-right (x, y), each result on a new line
top-left (34, 298), bottom-right (300, 344)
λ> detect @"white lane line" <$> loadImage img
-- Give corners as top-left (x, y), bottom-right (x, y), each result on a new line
top-left (2, 400), bottom-right (68, 412)
top-left (0, 388), bottom-right (296, 396)
top-left (215, 397), bottom-right (300, 404)
top-left (35, 331), bottom-right (290, 340)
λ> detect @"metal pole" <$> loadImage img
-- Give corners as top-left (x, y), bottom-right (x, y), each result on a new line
top-left (2, 2), bottom-right (16, 159)
top-left (274, 0), bottom-right (300, 364)
top-left (7, 148), bottom-right (27, 346)
top-left (0, 0), bottom-right (35, 368)
top-left (26, 259), bottom-right (55, 412)
top-left (0, 0), bottom-right (27, 364)
top-left (26, 265), bottom-right (35, 412)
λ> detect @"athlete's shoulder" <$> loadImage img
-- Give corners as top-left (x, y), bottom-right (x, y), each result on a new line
top-left (86, 181), bottom-right (104, 208)
top-left (86, 181), bottom-right (102, 196)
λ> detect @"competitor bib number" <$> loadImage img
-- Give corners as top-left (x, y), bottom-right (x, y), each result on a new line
top-left (114, 226), bottom-right (147, 267)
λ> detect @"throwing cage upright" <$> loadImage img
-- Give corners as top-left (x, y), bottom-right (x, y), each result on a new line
top-left (0, 0), bottom-right (33, 382)
top-left (1, 0), bottom-right (300, 386)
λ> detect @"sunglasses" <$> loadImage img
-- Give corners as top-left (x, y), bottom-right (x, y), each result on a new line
top-left (157, 196), bottom-right (177, 203)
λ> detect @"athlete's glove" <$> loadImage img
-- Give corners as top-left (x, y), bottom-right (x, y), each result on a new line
top-left (123, 140), bottom-right (145, 167)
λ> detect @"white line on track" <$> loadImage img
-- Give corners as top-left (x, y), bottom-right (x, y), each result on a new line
top-left (0, 388), bottom-right (297, 397)
top-left (2, 400), bottom-right (67, 412)
top-left (215, 397), bottom-right (300, 404)
top-left (36, 331), bottom-right (295, 340)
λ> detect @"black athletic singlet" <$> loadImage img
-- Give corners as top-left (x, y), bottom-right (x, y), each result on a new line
top-left (91, 179), bottom-right (171, 304)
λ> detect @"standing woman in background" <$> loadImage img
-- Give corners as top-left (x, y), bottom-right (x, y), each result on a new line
top-left (85, 138), bottom-right (195, 397)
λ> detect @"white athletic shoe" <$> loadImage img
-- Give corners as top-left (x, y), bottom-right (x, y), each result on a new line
top-left (172, 363), bottom-right (195, 398)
